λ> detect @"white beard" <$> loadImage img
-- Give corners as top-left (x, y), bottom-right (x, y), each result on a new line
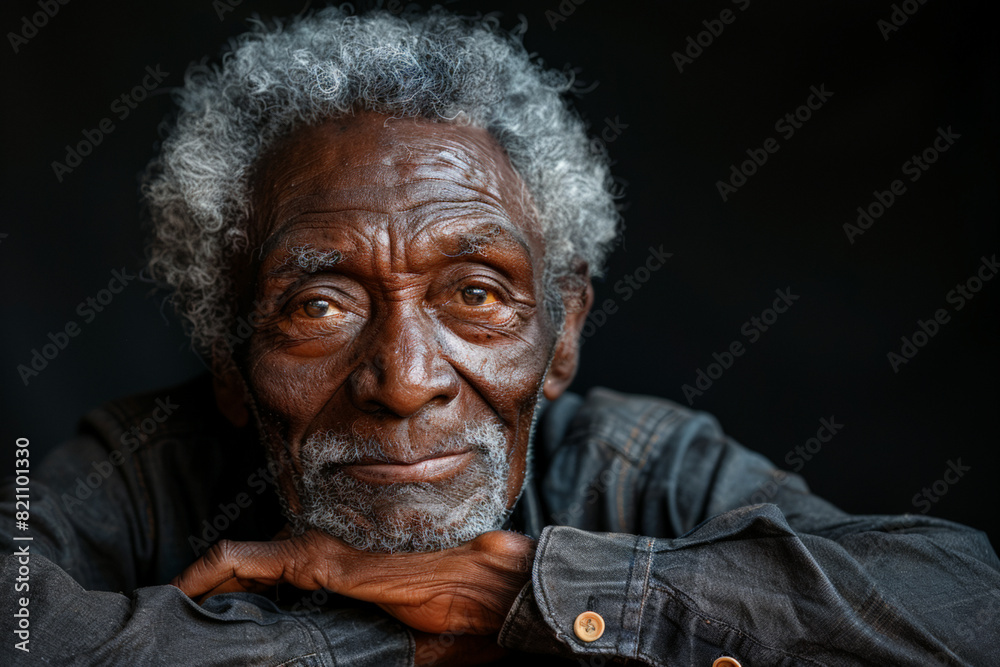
top-left (280, 421), bottom-right (514, 553)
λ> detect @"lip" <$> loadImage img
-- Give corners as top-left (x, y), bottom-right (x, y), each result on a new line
top-left (341, 450), bottom-right (474, 485)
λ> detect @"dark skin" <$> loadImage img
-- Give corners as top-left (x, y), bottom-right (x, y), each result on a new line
top-left (172, 112), bottom-right (593, 664)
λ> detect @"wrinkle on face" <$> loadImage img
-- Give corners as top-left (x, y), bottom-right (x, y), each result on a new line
top-left (236, 111), bottom-right (558, 550)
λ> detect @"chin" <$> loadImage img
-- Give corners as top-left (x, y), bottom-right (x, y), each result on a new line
top-left (281, 420), bottom-right (519, 552)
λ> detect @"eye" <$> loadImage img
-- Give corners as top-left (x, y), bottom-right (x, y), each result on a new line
top-left (298, 298), bottom-right (340, 318)
top-left (455, 285), bottom-right (498, 306)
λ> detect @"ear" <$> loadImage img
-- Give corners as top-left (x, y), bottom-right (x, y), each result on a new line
top-left (544, 276), bottom-right (594, 401)
top-left (211, 348), bottom-right (250, 428)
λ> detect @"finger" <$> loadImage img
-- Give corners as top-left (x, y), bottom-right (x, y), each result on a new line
top-left (171, 539), bottom-right (302, 597)
top-left (337, 532), bottom-right (534, 609)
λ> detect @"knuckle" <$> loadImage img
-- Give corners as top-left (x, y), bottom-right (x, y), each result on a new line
top-left (208, 540), bottom-right (235, 565)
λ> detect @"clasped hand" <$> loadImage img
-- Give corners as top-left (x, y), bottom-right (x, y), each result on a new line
top-left (172, 529), bottom-right (536, 664)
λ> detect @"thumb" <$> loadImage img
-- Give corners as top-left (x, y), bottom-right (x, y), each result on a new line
top-left (171, 539), bottom-right (294, 597)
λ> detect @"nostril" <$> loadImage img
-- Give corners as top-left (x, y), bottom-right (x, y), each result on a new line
top-left (345, 314), bottom-right (460, 417)
top-left (347, 354), bottom-right (459, 418)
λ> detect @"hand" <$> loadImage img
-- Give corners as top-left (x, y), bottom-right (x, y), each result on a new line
top-left (171, 529), bottom-right (536, 636)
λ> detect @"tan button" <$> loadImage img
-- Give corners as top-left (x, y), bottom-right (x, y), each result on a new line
top-left (573, 611), bottom-right (605, 642)
top-left (713, 658), bottom-right (742, 667)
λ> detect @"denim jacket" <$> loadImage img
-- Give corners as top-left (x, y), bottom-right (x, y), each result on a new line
top-left (3, 375), bottom-right (998, 665)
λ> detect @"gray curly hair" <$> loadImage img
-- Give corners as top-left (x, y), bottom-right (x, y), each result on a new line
top-left (143, 6), bottom-right (619, 353)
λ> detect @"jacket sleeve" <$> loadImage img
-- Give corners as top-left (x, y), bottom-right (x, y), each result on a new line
top-left (1, 437), bottom-right (413, 667)
top-left (499, 408), bottom-right (1000, 666)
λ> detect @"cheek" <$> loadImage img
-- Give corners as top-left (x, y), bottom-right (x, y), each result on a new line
top-left (443, 324), bottom-right (552, 412)
top-left (245, 337), bottom-right (350, 428)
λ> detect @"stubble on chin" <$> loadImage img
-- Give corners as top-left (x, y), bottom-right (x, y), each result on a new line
top-left (268, 421), bottom-right (514, 553)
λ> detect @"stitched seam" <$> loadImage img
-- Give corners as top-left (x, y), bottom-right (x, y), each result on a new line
top-left (632, 536), bottom-right (654, 653)
top-left (616, 409), bottom-right (658, 528)
top-left (295, 612), bottom-right (334, 667)
top-left (616, 534), bottom-right (642, 657)
top-left (532, 530), bottom-right (569, 643)
top-left (627, 410), bottom-right (682, 531)
top-left (276, 654), bottom-right (319, 667)
top-left (638, 412), bottom-right (681, 477)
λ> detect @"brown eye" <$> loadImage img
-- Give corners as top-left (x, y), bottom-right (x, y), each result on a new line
top-left (301, 299), bottom-right (338, 318)
top-left (457, 286), bottom-right (497, 306)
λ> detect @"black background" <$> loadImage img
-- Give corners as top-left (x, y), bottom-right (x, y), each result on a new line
top-left (2, 0), bottom-right (996, 546)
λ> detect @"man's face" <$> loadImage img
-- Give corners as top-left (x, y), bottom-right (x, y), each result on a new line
top-left (235, 112), bottom-right (565, 552)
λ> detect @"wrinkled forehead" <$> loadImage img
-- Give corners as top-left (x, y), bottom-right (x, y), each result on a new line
top-left (248, 112), bottom-right (540, 245)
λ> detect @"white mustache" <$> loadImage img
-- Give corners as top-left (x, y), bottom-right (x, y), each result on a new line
top-left (300, 421), bottom-right (507, 468)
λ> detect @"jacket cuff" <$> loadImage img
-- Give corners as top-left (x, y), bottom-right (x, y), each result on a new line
top-left (498, 525), bottom-right (651, 660)
top-left (498, 581), bottom-right (567, 655)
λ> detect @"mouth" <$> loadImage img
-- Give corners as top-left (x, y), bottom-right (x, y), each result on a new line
top-left (340, 449), bottom-right (475, 485)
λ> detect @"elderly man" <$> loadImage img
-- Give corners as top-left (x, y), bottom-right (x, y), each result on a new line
top-left (3, 7), bottom-right (998, 666)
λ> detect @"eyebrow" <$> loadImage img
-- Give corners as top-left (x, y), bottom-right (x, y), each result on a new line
top-left (267, 244), bottom-right (345, 277)
top-left (260, 213), bottom-right (535, 287)
top-left (447, 221), bottom-right (531, 258)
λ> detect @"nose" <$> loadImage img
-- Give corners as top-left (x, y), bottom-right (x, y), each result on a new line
top-left (347, 304), bottom-right (459, 417)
